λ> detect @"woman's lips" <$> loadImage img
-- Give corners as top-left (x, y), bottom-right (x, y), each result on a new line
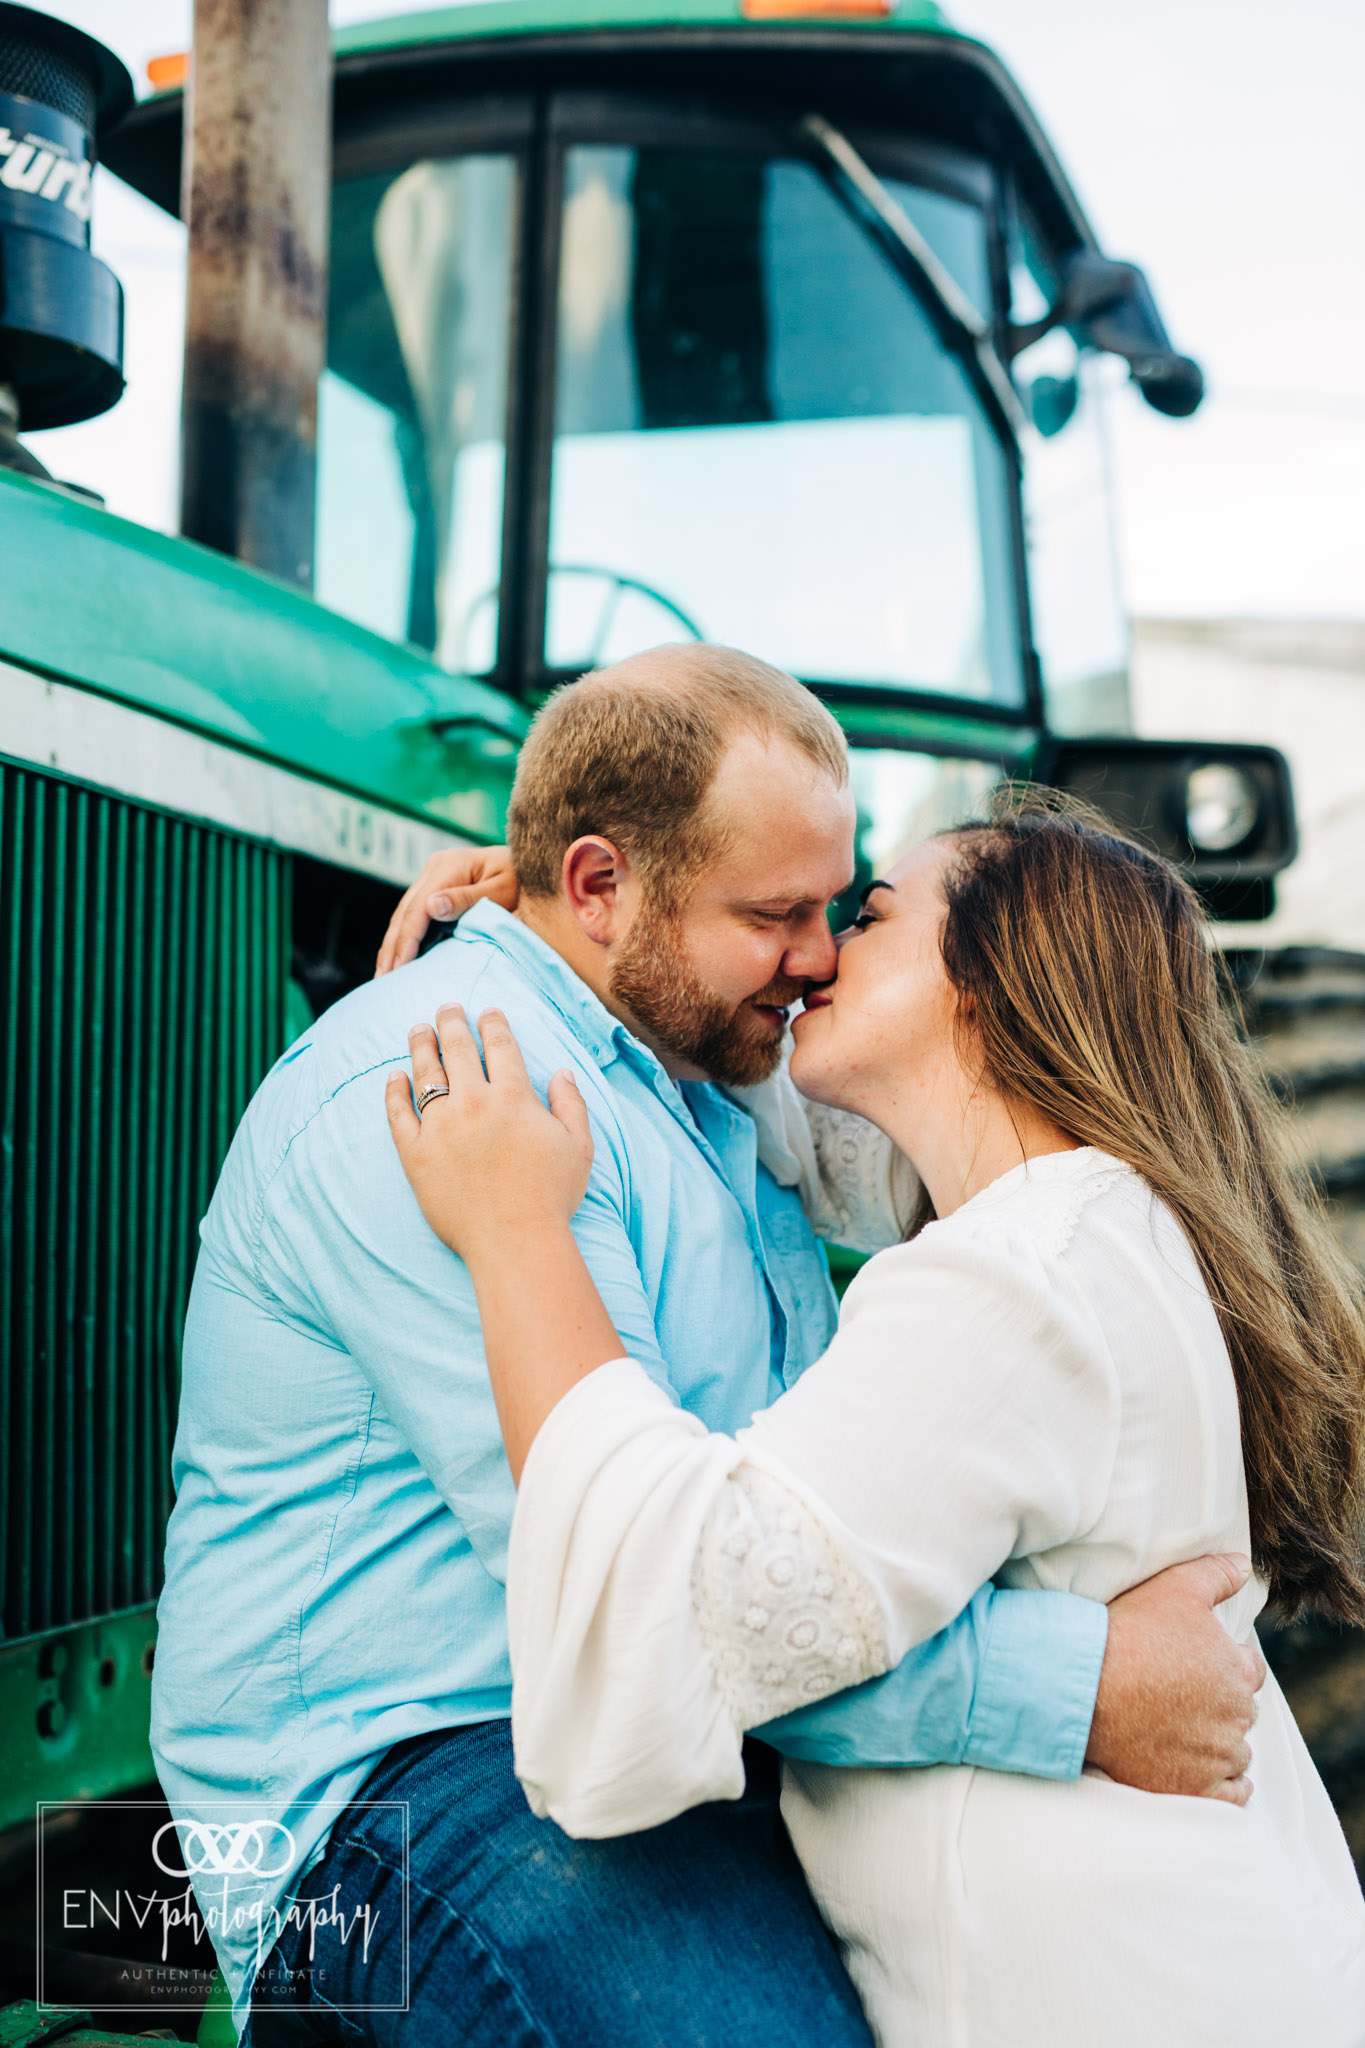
top-left (801, 987), bottom-right (834, 1011)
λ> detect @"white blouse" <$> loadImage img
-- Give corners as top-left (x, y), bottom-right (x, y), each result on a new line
top-left (505, 1139), bottom-right (1365, 2047)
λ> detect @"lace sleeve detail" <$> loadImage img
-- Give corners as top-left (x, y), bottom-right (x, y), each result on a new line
top-left (804, 1101), bottom-right (921, 1253)
top-left (693, 1461), bottom-right (891, 1729)
top-left (725, 1057), bottom-right (920, 1252)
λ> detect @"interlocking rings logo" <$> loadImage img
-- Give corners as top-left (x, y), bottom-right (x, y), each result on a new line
top-left (152, 1818), bottom-right (298, 1881)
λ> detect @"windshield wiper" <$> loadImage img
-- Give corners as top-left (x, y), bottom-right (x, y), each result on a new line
top-left (802, 113), bottom-right (1025, 450)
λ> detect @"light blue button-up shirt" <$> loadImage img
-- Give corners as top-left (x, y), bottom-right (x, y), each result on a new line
top-left (152, 902), bottom-right (1106, 2028)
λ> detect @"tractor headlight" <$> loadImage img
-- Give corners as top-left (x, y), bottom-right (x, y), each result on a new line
top-left (1184, 763), bottom-right (1260, 855)
top-left (1038, 737), bottom-right (1297, 921)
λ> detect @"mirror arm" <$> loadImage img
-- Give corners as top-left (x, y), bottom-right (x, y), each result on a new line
top-left (1007, 307), bottom-right (1065, 359)
top-left (801, 113), bottom-right (1026, 448)
top-left (1008, 250), bottom-right (1205, 418)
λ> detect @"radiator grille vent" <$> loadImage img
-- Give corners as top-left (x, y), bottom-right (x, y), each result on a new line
top-left (1, 761), bottom-right (288, 1639)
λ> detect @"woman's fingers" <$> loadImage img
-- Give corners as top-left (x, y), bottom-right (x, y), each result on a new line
top-left (548, 1068), bottom-right (592, 1149)
top-left (387, 1013), bottom-right (594, 1252)
top-left (428, 861), bottom-right (519, 926)
top-left (1208, 1771), bottom-right (1253, 1808)
top-left (376, 880), bottom-right (423, 976)
top-left (426, 882), bottom-right (485, 924)
top-left (407, 1022), bottom-right (449, 1106)
top-left (384, 1069), bottom-right (421, 1160)
top-left (477, 1009), bottom-right (532, 1091)
top-left (409, 1007), bottom-right (555, 1103)
top-left (375, 847), bottom-right (519, 976)
top-left (382, 884), bottom-right (459, 975)
top-left (432, 1003), bottom-right (488, 1093)
top-left (376, 856), bottom-right (478, 975)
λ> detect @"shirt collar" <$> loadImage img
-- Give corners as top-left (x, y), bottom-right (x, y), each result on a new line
top-left (453, 898), bottom-right (660, 1077)
top-left (450, 901), bottom-right (758, 1221)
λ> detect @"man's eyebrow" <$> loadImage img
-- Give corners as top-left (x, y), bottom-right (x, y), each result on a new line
top-left (858, 879), bottom-right (895, 908)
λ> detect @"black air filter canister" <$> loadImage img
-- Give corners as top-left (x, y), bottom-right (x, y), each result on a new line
top-left (0, 3), bottom-right (132, 428)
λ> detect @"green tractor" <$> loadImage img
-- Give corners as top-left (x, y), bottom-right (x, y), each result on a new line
top-left (0, 0), bottom-right (1347, 2038)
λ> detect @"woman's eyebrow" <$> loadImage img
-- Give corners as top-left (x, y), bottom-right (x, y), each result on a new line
top-left (859, 880), bottom-right (895, 907)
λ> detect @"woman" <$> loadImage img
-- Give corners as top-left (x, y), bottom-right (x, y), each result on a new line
top-left (386, 800), bottom-right (1365, 2045)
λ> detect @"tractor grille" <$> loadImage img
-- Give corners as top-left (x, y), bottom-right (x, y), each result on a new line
top-left (0, 761), bottom-right (288, 1639)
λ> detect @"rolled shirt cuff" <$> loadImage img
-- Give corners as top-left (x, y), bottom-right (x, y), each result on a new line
top-left (963, 1585), bottom-right (1108, 1781)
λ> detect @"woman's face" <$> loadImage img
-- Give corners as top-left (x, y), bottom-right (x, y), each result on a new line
top-left (789, 836), bottom-right (963, 1117)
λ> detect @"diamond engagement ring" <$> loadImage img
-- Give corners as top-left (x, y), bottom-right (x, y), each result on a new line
top-left (416, 1082), bottom-right (451, 1113)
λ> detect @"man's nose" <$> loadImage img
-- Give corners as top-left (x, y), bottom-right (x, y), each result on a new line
top-left (783, 918), bottom-right (839, 984)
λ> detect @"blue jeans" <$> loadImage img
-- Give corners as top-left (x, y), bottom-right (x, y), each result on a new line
top-left (243, 1719), bottom-right (874, 2048)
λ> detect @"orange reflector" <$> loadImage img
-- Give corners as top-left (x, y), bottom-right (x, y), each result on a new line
top-left (742, 0), bottom-right (894, 15)
top-left (146, 51), bottom-right (190, 91)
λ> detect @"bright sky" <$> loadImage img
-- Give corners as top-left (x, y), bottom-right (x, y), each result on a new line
top-left (24, 0), bottom-right (1365, 622)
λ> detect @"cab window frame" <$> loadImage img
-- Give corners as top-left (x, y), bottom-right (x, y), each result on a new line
top-left (526, 92), bottom-right (1041, 725)
top-left (327, 96), bottom-right (534, 684)
top-left (325, 89), bottom-right (1044, 731)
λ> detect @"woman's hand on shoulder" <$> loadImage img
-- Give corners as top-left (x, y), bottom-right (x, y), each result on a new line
top-left (386, 1005), bottom-right (594, 1260)
top-left (375, 845), bottom-right (519, 976)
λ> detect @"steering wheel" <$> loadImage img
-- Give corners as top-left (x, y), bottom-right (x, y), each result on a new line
top-left (454, 564), bottom-right (704, 673)
top-left (553, 565), bottom-right (705, 666)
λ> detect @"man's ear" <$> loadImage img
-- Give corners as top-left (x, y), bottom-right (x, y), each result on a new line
top-left (562, 837), bottom-right (634, 946)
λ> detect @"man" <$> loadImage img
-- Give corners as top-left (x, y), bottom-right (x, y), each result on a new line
top-left (153, 644), bottom-right (1262, 2046)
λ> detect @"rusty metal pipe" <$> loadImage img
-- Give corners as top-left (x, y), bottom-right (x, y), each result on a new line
top-left (179, 0), bottom-right (330, 589)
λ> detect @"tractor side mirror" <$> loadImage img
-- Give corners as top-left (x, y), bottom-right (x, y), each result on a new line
top-left (1026, 372), bottom-right (1079, 438)
top-left (1035, 736), bottom-right (1297, 921)
top-left (1010, 251), bottom-right (1205, 419)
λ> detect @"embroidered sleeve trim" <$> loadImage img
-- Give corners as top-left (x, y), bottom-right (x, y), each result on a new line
top-left (693, 1462), bottom-right (891, 1729)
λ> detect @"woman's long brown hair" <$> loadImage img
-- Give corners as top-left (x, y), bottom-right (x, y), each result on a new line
top-left (935, 789), bottom-right (1365, 1623)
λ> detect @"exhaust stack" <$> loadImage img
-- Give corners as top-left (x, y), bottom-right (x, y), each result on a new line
top-left (179, 0), bottom-right (331, 590)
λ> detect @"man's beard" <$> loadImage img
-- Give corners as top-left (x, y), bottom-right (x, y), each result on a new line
top-left (609, 901), bottom-right (805, 1088)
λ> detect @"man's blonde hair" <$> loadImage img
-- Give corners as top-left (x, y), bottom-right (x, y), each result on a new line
top-left (507, 643), bottom-right (848, 904)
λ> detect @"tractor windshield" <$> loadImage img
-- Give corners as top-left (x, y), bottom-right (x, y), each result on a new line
top-left (317, 121), bottom-right (1026, 711)
top-left (543, 145), bottom-right (1022, 705)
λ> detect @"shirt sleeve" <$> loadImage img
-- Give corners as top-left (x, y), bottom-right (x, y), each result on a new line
top-left (506, 1220), bottom-right (1121, 1834)
top-left (253, 1057), bottom-right (675, 1584)
top-left (753, 1583), bottom-right (1107, 1780)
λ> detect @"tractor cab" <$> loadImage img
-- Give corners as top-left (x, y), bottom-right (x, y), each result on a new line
top-left (105, 0), bottom-right (1290, 916)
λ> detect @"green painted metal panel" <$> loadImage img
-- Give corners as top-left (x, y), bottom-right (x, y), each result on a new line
top-left (828, 703), bottom-right (1040, 760)
top-left (0, 1607), bottom-right (159, 1832)
top-left (0, 759), bottom-right (290, 1649)
top-left (0, 470), bottom-right (526, 845)
top-left (332, 0), bottom-right (954, 60)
